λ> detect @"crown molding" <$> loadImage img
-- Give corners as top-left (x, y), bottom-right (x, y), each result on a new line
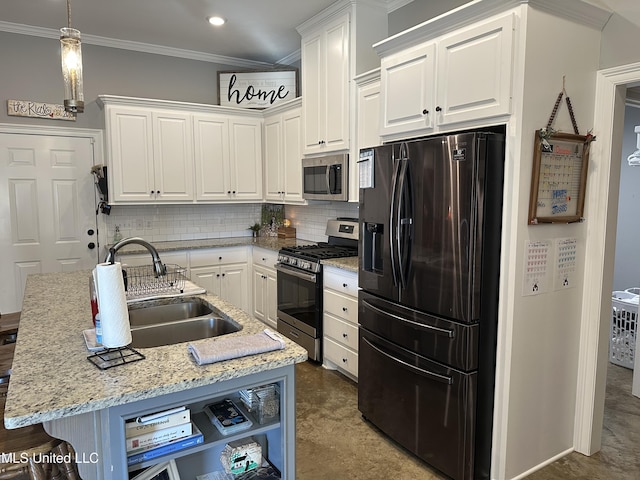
top-left (0, 21), bottom-right (277, 69)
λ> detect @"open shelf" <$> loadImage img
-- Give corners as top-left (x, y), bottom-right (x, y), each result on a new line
top-left (127, 394), bottom-right (281, 472)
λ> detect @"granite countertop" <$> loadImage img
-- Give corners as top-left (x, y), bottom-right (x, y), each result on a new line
top-left (106, 236), bottom-right (359, 273)
top-left (4, 270), bottom-right (308, 429)
top-left (104, 236), bottom-right (316, 256)
top-left (322, 256), bottom-right (358, 273)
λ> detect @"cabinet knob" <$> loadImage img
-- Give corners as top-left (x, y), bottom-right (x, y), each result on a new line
top-left (342, 333), bottom-right (348, 338)
top-left (219, 256), bottom-right (222, 260)
top-left (232, 190), bottom-right (236, 194)
top-left (342, 307), bottom-right (348, 312)
top-left (262, 258), bottom-right (266, 261)
top-left (216, 274), bottom-right (220, 277)
top-left (435, 106), bottom-right (442, 112)
top-left (342, 358), bottom-right (347, 363)
top-left (222, 273), bottom-right (226, 277)
top-left (343, 283), bottom-right (348, 288)
top-left (422, 109), bottom-right (429, 115)
top-left (227, 190), bottom-right (231, 194)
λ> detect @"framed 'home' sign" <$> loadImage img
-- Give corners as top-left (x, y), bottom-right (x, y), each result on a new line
top-left (218, 69), bottom-right (298, 109)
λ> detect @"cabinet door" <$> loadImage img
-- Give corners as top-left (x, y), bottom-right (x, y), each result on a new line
top-left (357, 80), bottom-right (382, 150)
top-left (252, 265), bottom-right (267, 322)
top-left (193, 114), bottom-right (231, 201)
top-left (437, 14), bottom-right (514, 126)
top-left (282, 107), bottom-right (304, 204)
top-left (107, 107), bottom-right (155, 202)
top-left (229, 118), bottom-right (263, 201)
top-left (190, 266), bottom-right (221, 297)
top-left (301, 31), bottom-right (323, 154)
top-left (152, 111), bottom-right (194, 202)
top-left (263, 115), bottom-right (283, 202)
top-left (301, 13), bottom-right (349, 155)
top-left (380, 42), bottom-right (436, 138)
top-left (221, 263), bottom-right (249, 312)
top-left (265, 268), bottom-right (278, 329)
top-left (323, 13), bottom-right (350, 153)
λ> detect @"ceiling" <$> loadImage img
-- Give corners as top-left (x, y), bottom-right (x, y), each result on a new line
top-left (0, 0), bottom-right (373, 67)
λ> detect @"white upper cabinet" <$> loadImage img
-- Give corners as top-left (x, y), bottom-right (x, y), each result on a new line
top-left (193, 113), bottom-right (263, 202)
top-left (300, 12), bottom-right (350, 155)
top-left (436, 15), bottom-right (514, 126)
top-left (99, 95), bottom-right (263, 205)
top-left (378, 14), bottom-right (515, 141)
top-left (193, 113), bottom-right (230, 201)
top-left (298, 1), bottom-right (388, 157)
top-left (380, 43), bottom-right (436, 138)
top-left (228, 116), bottom-right (263, 201)
top-left (105, 105), bottom-right (194, 203)
top-left (152, 111), bottom-right (194, 201)
top-left (264, 98), bottom-right (305, 204)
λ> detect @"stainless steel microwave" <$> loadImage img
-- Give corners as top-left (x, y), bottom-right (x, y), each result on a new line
top-left (302, 154), bottom-right (348, 201)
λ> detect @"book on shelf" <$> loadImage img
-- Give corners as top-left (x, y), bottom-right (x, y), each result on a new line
top-left (203, 398), bottom-right (253, 436)
top-left (127, 422), bottom-right (204, 466)
top-left (126, 421), bottom-right (193, 452)
top-left (125, 406), bottom-right (191, 439)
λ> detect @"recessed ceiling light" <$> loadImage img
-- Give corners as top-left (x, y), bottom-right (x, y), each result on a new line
top-left (208, 16), bottom-right (225, 26)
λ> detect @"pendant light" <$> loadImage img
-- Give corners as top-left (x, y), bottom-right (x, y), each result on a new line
top-left (60, 0), bottom-right (84, 113)
top-left (628, 126), bottom-right (640, 166)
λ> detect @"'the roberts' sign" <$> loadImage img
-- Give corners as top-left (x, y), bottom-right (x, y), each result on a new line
top-left (218, 70), bottom-right (298, 109)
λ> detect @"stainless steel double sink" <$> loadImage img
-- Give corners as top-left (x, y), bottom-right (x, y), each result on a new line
top-left (127, 296), bottom-right (241, 348)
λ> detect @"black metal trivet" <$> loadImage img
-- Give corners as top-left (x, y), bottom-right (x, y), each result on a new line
top-left (87, 346), bottom-right (145, 370)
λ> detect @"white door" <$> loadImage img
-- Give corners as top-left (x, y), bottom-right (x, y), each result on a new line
top-left (0, 133), bottom-right (98, 314)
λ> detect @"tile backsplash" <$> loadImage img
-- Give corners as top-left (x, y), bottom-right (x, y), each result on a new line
top-left (103, 202), bottom-right (359, 244)
top-left (285, 203), bottom-right (359, 242)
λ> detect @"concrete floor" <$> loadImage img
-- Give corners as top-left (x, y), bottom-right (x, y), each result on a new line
top-left (295, 361), bottom-right (640, 480)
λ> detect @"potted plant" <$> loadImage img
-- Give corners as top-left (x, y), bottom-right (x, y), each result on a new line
top-left (248, 223), bottom-right (262, 239)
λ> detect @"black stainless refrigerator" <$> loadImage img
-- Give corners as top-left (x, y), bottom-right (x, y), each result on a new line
top-left (358, 130), bottom-right (505, 480)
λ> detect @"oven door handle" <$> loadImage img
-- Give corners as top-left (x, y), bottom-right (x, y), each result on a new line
top-left (362, 337), bottom-right (453, 385)
top-left (275, 264), bottom-right (317, 283)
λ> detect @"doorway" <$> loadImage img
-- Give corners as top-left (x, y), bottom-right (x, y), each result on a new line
top-left (575, 62), bottom-right (640, 455)
top-left (0, 124), bottom-right (105, 314)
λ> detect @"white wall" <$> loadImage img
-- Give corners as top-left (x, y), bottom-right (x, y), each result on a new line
top-left (599, 13), bottom-right (640, 69)
top-left (493, 6), bottom-right (601, 479)
top-left (0, 31), bottom-right (259, 129)
top-left (612, 105), bottom-right (640, 291)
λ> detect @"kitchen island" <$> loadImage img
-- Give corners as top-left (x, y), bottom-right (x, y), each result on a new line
top-left (4, 269), bottom-right (307, 479)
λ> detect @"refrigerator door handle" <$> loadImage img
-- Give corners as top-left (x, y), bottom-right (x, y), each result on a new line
top-left (389, 151), bottom-right (402, 286)
top-left (396, 154), bottom-right (413, 289)
top-left (362, 336), bottom-right (454, 385)
top-left (362, 300), bottom-right (455, 338)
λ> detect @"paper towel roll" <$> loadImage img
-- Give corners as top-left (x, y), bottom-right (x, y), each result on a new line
top-left (95, 262), bottom-right (132, 348)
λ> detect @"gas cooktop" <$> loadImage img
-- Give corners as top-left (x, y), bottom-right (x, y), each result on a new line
top-left (276, 218), bottom-right (359, 273)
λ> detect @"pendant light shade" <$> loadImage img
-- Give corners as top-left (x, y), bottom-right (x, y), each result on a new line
top-left (60, 0), bottom-right (84, 113)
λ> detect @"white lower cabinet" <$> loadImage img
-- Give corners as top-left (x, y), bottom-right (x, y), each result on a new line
top-left (322, 266), bottom-right (359, 381)
top-left (252, 248), bottom-right (279, 329)
top-left (189, 247), bottom-right (250, 313)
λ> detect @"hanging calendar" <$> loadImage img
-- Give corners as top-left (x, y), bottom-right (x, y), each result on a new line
top-left (528, 131), bottom-right (591, 224)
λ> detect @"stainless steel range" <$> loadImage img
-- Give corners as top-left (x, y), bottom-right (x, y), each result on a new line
top-left (275, 218), bottom-right (358, 362)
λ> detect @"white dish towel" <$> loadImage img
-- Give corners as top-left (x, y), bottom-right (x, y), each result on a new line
top-left (188, 329), bottom-right (286, 366)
